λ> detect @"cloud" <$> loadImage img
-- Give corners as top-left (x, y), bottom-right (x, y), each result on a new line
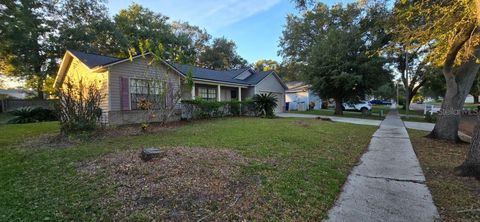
top-left (157, 0), bottom-right (281, 30)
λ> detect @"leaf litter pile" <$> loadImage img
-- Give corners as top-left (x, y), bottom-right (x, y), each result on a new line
top-left (79, 147), bottom-right (262, 221)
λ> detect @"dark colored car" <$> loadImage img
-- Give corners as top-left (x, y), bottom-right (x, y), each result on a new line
top-left (370, 100), bottom-right (392, 105)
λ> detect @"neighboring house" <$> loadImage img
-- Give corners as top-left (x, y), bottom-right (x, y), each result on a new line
top-left (285, 81), bottom-right (322, 111)
top-left (465, 94), bottom-right (475, 103)
top-left (54, 50), bottom-right (287, 125)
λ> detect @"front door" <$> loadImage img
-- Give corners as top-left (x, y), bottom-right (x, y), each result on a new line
top-left (231, 90), bottom-right (237, 100)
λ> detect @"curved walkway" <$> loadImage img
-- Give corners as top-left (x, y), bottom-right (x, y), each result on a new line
top-left (324, 109), bottom-right (439, 221)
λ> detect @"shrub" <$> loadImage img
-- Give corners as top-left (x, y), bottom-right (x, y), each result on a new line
top-left (181, 99), bottom-right (256, 120)
top-left (321, 101), bottom-right (328, 109)
top-left (8, 106), bottom-right (57, 124)
top-left (309, 101), bottom-right (316, 110)
top-left (57, 79), bottom-right (103, 134)
top-left (253, 93), bottom-right (278, 118)
top-left (425, 112), bottom-right (437, 123)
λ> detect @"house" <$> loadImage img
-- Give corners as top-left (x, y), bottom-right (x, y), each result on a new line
top-left (54, 50), bottom-right (287, 125)
top-left (285, 81), bottom-right (322, 111)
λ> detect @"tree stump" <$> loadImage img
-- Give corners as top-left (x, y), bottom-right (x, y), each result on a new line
top-left (140, 148), bottom-right (163, 161)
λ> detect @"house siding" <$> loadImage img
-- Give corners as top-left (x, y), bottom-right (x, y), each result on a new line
top-left (108, 57), bottom-right (182, 112)
top-left (107, 57), bottom-right (183, 125)
top-left (62, 57), bottom-right (109, 112)
top-left (254, 74), bottom-right (286, 112)
top-left (255, 74), bottom-right (285, 94)
top-left (243, 87), bottom-right (255, 99)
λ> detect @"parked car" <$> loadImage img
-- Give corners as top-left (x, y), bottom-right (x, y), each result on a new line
top-left (370, 99), bottom-right (392, 105)
top-left (342, 101), bottom-right (372, 113)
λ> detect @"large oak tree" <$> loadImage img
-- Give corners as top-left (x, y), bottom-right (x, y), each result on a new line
top-left (281, 2), bottom-right (391, 115)
top-left (198, 37), bottom-right (247, 70)
top-left (0, 0), bottom-right (57, 99)
top-left (393, 0), bottom-right (480, 142)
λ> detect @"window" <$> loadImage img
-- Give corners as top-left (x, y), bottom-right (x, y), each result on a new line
top-left (130, 78), bottom-right (162, 110)
top-left (198, 87), bottom-right (217, 101)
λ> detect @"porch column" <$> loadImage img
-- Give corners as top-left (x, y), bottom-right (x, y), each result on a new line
top-left (238, 87), bottom-right (242, 101)
top-left (217, 85), bottom-right (221, 101)
top-left (191, 83), bottom-right (196, 99)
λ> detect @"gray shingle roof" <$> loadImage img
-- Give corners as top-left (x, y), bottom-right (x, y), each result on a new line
top-left (66, 50), bottom-right (282, 87)
top-left (172, 63), bottom-right (272, 86)
top-left (68, 50), bottom-right (121, 69)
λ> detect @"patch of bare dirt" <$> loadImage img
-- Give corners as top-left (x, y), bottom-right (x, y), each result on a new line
top-left (79, 147), bottom-right (262, 221)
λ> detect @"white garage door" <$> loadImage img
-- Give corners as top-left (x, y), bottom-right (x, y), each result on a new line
top-left (259, 91), bottom-right (284, 113)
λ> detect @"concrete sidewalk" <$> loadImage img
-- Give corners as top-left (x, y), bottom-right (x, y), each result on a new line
top-left (325, 109), bottom-right (439, 222)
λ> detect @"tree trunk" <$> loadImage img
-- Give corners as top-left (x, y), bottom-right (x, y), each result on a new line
top-left (334, 97), bottom-right (343, 115)
top-left (35, 66), bottom-right (45, 100)
top-left (37, 88), bottom-right (44, 100)
top-left (455, 118), bottom-right (480, 179)
top-left (429, 53), bottom-right (480, 142)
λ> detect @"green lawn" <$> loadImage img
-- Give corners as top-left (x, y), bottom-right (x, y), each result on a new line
top-left (371, 105), bottom-right (390, 113)
top-left (370, 105), bottom-right (422, 115)
top-left (0, 117), bottom-right (376, 221)
top-left (464, 103), bottom-right (479, 110)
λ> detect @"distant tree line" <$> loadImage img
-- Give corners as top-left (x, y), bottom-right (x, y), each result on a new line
top-left (0, 0), bottom-right (248, 98)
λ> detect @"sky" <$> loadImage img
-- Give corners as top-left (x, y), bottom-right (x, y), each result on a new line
top-left (107, 0), bottom-right (354, 64)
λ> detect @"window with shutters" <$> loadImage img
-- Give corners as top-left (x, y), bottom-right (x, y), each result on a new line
top-left (129, 78), bottom-right (162, 110)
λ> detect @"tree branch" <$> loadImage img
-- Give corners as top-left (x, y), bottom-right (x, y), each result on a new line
top-left (444, 25), bottom-right (476, 74)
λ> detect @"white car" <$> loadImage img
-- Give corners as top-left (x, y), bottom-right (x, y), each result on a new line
top-left (342, 101), bottom-right (372, 113)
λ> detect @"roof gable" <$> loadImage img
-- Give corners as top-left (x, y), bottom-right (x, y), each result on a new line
top-left (171, 64), bottom-right (285, 87)
top-left (68, 50), bottom-right (121, 69)
top-left (54, 50), bottom-right (184, 88)
top-left (255, 71), bottom-right (288, 90)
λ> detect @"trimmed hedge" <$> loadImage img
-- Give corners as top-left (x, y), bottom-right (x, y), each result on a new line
top-left (181, 99), bottom-right (256, 119)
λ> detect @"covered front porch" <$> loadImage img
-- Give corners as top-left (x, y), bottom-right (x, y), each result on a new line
top-left (191, 81), bottom-right (251, 102)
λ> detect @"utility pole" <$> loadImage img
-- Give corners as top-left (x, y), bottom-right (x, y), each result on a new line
top-left (396, 80), bottom-right (399, 109)
top-left (405, 51), bottom-right (410, 119)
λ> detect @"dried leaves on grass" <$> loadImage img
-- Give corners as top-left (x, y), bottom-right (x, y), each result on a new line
top-left (79, 147), bottom-right (261, 221)
top-left (410, 132), bottom-right (480, 222)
